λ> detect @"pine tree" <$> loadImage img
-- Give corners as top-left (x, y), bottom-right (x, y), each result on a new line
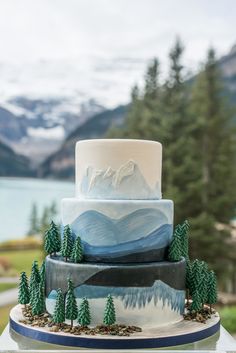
top-left (31, 282), bottom-right (45, 316)
top-left (161, 38), bottom-right (193, 223)
top-left (185, 259), bottom-right (192, 305)
top-left (180, 220), bottom-right (190, 259)
top-left (187, 48), bottom-right (236, 273)
top-left (40, 260), bottom-right (46, 286)
top-left (61, 225), bottom-right (73, 261)
top-left (168, 224), bottom-right (182, 261)
top-left (53, 288), bottom-right (65, 325)
top-left (206, 270), bottom-right (217, 312)
top-left (103, 294), bottom-right (116, 326)
top-left (44, 221), bottom-right (61, 257)
top-left (70, 236), bottom-right (83, 263)
top-left (190, 259), bottom-right (202, 295)
top-left (78, 297), bottom-right (91, 327)
top-left (190, 290), bottom-right (202, 312)
top-left (28, 203), bottom-right (39, 236)
top-left (29, 261), bottom-right (41, 306)
top-left (198, 261), bottom-right (209, 306)
top-left (18, 272), bottom-right (30, 309)
top-left (65, 278), bottom-right (78, 328)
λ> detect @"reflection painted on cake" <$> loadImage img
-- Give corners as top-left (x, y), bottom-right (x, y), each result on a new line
top-left (70, 208), bottom-right (173, 259)
top-left (48, 280), bottom-right (185, 314)
top-left (80, 160), bottom-right (161, 199)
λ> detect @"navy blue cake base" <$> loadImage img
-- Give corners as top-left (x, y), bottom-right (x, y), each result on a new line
top-left (10, 305), bottom-right (220, 349)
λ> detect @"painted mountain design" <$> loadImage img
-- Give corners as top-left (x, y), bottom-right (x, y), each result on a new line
top-left (81, 160), bottom-right (161, 199)
top-left (74, 280), bottom-right (185, 314)
top-left (70, 208), bottom-right (173, 259)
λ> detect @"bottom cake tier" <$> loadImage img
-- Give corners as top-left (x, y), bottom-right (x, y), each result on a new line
top-left (45, 257), bottom-right (186, 328)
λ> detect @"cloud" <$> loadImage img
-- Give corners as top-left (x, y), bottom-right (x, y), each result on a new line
top-left (0, 0), bottom-right (234, 106)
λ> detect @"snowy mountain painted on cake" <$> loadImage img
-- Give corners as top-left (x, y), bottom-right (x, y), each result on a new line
top-left (74, 280), bottom-right (185, 314)
top-left (70, 208), bottom-right (173, 261)
top-left (80, 160), bottom-right (161, 199)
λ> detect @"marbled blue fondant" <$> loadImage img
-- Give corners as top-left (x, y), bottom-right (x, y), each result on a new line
top-left (74, 280), bottom-right (185, 314)
top-left (81, 162), bottom-right (161, 200)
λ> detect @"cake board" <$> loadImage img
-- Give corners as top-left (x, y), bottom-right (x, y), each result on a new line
top-left (9, 305), bottom-right (221, 349)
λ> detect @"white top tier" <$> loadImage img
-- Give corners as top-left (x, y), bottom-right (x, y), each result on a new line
top-left (75, 139), bottom-right (162, 200)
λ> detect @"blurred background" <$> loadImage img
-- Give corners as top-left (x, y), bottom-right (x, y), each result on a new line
top-left (0, 0), bottom-right (236, 336)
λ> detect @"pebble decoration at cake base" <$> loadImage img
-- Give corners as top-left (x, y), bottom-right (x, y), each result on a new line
top-left (10, 139), bottom-right (220, 349)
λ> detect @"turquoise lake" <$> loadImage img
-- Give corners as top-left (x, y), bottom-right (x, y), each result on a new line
top-left (0, 178), bottom-right (74, 241)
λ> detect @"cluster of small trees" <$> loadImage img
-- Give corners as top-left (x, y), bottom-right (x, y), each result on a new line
top-left (44, 221), bottom-right (83, 263)
top-left (19, 272), bottom-right (116, 329)
top-left (168, 220), bottom-right (217, 312)
top-left (18, 260), bottom-right (46, 315)
top-left (53, 278), bottom-right (116, 328)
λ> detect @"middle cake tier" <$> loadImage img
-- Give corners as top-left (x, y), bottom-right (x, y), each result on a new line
top-left (61, 198), bottom-right (173, 263)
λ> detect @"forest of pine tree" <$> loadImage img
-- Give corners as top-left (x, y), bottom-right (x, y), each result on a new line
top-left (108, 38), bottom-right (236, 287)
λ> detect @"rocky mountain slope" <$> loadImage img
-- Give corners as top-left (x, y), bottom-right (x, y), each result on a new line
top-left (0, 139), bottom-right (33, 176)
top-left (0, 97), bottom-right (104, 164)
top-left (39, 44), bottom-right (236, 179)
top-left (39, 105), bottom-right (127, 179)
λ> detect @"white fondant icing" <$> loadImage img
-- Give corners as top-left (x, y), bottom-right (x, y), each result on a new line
top-left (76, 139), bottom-right (162, 200)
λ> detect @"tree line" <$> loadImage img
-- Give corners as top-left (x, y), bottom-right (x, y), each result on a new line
top-left (108, 38), bottom-right (236, 288)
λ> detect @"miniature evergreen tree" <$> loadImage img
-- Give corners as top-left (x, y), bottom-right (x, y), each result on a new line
top-left (53, 288), bottom-right (65, 325)
top-left (198, 261), bottom-right (209, 306)
top-left (70, 235), bottom-right (83, 263)
top-left (185, 259), bottom-right (192, 305)
top-left (61, 225), bottom-right (73, 261)
top-left (31, 282), bottom-right (45, 316)
top-left (168, 224), bottom-right (182, 262)
top-left (65, 278), bottom-right (78, 328)
top-left (206, 270), bottom-right (217, 312)
top-left (40, 260), bottom-right (46, 285)
top-left (190, 259), bottom-right (202, 295)
top-left (190, 290), bottom-right (202, 312)
top-left (103, 294), bottom-right (116, 326)
top-left (18, 271), bottom-right (30, 309)
top-left (29, 261), bottom-right (41, 306)
top-left (78, 297), bottom-right (91, 327)
top-left (180, 220), bottom-right (190, 259)
top-left (44, 221), bottom-right (61, 257)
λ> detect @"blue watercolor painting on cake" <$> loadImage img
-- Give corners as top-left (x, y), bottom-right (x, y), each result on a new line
top-left (48, 280), bottom-right (185, 314)
top-left (69, 207), bottom-right (173, 261)
top-left (81, 160), bottom-right (161, 199)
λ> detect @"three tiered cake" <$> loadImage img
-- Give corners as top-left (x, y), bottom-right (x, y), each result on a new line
top-left (10, 138), bottom-right (220, 349)
top-left (46, 139), bottom-right (186, 328)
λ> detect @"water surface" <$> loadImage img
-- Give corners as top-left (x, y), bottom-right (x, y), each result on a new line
top-left (0, 178), bottom-right (74, 241)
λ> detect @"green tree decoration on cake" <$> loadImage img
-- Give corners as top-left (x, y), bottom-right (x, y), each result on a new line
top-left (180, 220), bottom-right (190, 259)
top-left (190, 259), bottom-right (202, 292)
top-left (190, 290), bottom-right (202, 312)
top-left (53, 288), bottom-right (65, 325)
top-left (44, 221), bottom-right (61, 257)
top-left (78, 297), bottom-right (91, 327)
top-left (198, 261), bottom-right (209, 306)
top-left (206, 270), bottom-right (217, 312)
top-left (29, 261), bottom-right (41, 306)
top-left (168, 224), bottom-right (182, 261)
top-left (31, 282), bottom-right (45, 316)
top-left (18, 271), bottom-right (30, 309)
top-left (70, 235), bottom-right (83, 263)
top-left (65, 278), bottom-right (78, 328)
top-left (103, 294), bottom-right (116, 326)
top-left (61, 225), bottom-right (73, 262)
top-left (185, 259), bottom-right (192, 305)
top-left (40, 260), bottom-right (46, 286)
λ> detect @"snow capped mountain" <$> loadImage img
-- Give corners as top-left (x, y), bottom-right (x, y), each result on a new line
top-left (0, 55), bottom-right (146, 164)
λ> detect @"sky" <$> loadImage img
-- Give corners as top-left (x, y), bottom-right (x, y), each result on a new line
top-left (0, 0), bottom-right (235, 108)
